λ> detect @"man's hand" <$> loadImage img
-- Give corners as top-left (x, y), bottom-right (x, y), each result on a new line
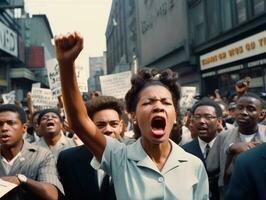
top-left (1, 176), bottom-right (20, 185)
top-left (54, 32), bottom-right (83, 66)
top-left (235, 77), bottom-right (251, 96)
top-left (228, 141), bottom-right (261, 155)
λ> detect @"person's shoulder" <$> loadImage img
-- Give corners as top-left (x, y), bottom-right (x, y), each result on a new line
top-left (24, 141), bottom-right (50, 154)
top-left (182, 138), bottom-right (197, 149)
top-left (58, 145), bottom-right (90, 159)
top-left (237, 143), bottom-right (266, 165)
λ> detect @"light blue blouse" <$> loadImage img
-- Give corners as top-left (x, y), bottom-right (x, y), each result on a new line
top-left (91, 136), bottom-right (209, 200)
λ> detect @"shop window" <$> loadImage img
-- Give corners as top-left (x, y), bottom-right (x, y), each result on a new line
top-left (253, 0), bottom-right (265, 15)
top-left (236, 0), bottom-right (247, 24)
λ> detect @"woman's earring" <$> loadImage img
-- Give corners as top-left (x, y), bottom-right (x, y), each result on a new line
top-left (133, 120), bottom-right (137, 125)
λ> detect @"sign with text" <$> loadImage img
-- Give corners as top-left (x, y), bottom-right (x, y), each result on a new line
top-left (179, 86), bottom-right (196, 113)
top-left (46, 59), bottom-right (88, 96)
top-left (200, 30), bottom-right (266, 70)
top-left (2, 90), bottom-right (15, 104)
top-left (0, 21), bottom-right (18, 57)
top-left (100, 71), bottom-right (131, 99)
top-left (31, 87), bottom-right (57, 108)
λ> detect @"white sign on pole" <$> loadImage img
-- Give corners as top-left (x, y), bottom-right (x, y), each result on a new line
top-left (2, 90), bottom-right (16, 104)
top-left (100, 71), bottom-right (131, 99)
top-left (179, 87), bottom-right (196, 113)
top-left (46, 58), bottom-right (88, 96)
top-left (31, 87), bottom-right (57, 109)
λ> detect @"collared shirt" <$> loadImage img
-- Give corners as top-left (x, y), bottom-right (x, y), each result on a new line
top-left (0, 152), bottom-right (21, 174)
top-left (35, 132), bottom-right (75, 158)
top-left (0, 141), bottom-right (64, 198)
top-left (91, 136), bottom-right (209, 200)
top-left (198, 137), bottom-right (216, 158)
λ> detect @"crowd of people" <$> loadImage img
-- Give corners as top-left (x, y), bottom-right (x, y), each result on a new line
top-left (0, 32), bottom-right (265, 200)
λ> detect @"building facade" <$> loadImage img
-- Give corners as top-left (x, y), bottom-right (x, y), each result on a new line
top-left (105, 0), bottom-right (137, 74)
top-left (189, 0), bottom-right (266, 96)
top-left (88, 53), bottom-right (107, 91)
top-left (0, 1), bottom-right (55, 101)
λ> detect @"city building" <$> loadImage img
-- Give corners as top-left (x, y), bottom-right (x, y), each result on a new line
top-left (189, 0), bottom-right (266, 96)
top-left (105, 0), bottom-right (137, 74)
top-left (88, 53), bottom-right (107, 91)
top-left (0, 0), bottom-right (55, 101)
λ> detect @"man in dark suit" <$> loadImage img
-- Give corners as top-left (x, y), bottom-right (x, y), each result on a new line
top-left (57, 96), bottom-right (134, 200)
top-left (225, 143), bottom-right (266, 200)
top-left (182, 98), bottom-right (222, 200)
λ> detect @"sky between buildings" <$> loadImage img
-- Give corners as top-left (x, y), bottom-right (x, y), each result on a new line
top-left (24, 0), bottom-right (112, 72)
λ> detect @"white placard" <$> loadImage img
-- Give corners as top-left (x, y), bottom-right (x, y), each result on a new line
top-left (31, 87), bottom-right (57, 109)
top-left (100, 71), bottom-right (131, 99)
top-left (2, 90), bottom-right (15, 104)
top-left (32, 82), bottom-right (41, 88)
top-left (0, 178), bottom-right (18, 198)
top-left (46, 59), bottom-right (88, 96)
top-left (179, 87), bottom-right (197, 112)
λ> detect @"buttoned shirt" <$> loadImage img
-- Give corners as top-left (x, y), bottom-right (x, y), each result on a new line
top-left (91, 136), bottom-right (209, 200)
top-left (0, 141), bottom-right (64, 198)
top-left (35, 132), bottom-right (75, 158)
top-left (198, 137), bottom-right (216, 159)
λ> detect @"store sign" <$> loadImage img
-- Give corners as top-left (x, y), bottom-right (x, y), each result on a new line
top-left (0, 21), bottom-right (18, 57)
top-left (200, 30), bottom-right (266, 71)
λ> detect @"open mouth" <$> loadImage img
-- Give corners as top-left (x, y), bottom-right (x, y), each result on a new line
top-left (151, 116), bottom-right (166, 137)
top-left (46, 122), bottom-right (55, 127)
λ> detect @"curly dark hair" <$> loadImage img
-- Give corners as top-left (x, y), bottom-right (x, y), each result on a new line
top-left (125, 68), bottom-right (181, 113)
top-left (85, 96), bottom-right (124, 119)
top-left (125, 68), bottom-right (181, 139)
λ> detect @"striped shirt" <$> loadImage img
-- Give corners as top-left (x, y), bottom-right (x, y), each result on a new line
top-left (0, 140), bottom-right (64, 199)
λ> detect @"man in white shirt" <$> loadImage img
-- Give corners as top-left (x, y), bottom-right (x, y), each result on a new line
top-left (182, 97), bottom-right (223, 200)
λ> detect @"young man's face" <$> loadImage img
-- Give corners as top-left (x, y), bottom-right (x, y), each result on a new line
top-left (236, 96), bottom-right (262, 129)
top-left (0, 111), bottom-right (27, 148)
top-left (92, 109), bottom-right (123, 139)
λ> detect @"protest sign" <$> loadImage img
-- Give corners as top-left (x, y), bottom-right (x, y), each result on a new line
top-left (46, 58), bottom-right (88, 96)
top-left (2, 90), bottom-right (15, 104)
top-left (179, 86), bottom-right (197, 114)
top-left (100, 71), bottom-right (131, 99)
top-left (31, 87), bottom-right (57, 109)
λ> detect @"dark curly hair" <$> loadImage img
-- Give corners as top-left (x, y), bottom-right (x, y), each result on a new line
top-left (125, 68), bottom-right (181, 139)
top-left (85, 96), bottom-right (124, 119)
top-left (125, 68), bottom-right (181, 113)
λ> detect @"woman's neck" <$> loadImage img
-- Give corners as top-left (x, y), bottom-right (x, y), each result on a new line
top-left (141, 139), bottom-right (172, 171)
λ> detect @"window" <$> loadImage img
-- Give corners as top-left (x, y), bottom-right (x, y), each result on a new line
top-left (236, 0), bottom-right (247, 23)
top-left (206, 0), bottom-right (220, 38)
top-left (221, 0), bottom-right (233, 31)
top-left (189, 1), bottom-right (205, 44)
top-left (253, 0), bottom-right (265, 15)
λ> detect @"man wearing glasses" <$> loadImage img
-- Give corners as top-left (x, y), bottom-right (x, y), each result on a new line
top-left (182, 97), bottom-right (222, 200)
